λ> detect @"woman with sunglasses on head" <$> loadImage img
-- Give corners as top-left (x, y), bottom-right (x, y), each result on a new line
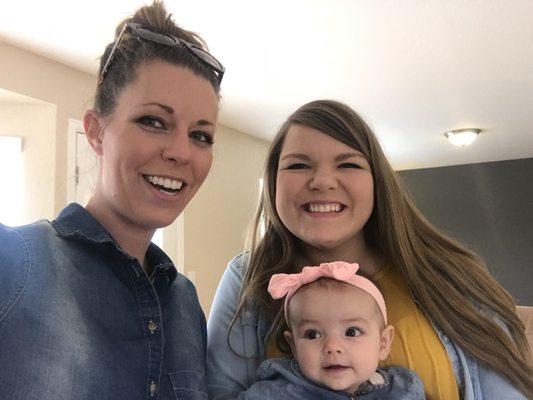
top-left (0, 1), bottom-right (224, 399)
top-left (207, 100), bottom-right (532, 399)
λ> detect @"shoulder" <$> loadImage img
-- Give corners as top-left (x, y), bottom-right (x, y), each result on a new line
top-left (381, 366), bottom-right (426, 398)
top-left (0, 224), bottom-right (30, 279)
top-left (0, 221), bottom-right (52, 320)
top-left (239, 359), bottom-right (293, 400)
top-left (212, 252), bottom-right (251, 299)
top-left (173, 270), bottom-right (199, 293)
top-left (256, 358), bottom-right (293, 379)
top-left (227, 252), bottom-right (251, 278)
top-left (170, 272), bottom-right (205, 316)
top-left (0, 220), bottom-right (54, 269)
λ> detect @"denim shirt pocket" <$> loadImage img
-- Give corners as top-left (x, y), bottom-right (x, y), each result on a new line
top-left (168, 371), bottom-right (209, 400)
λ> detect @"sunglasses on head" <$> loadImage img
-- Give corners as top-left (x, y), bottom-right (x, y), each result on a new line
top-left (99, 21), bottom-right (225, 86)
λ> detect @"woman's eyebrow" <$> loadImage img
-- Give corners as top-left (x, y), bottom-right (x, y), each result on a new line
top-left (281, 152), bottom-right (366, 162)
top-left (197, 119), bottom-right (215, 127)
top-left (140, 104), bottom-right (215, 127)
top-left (335, 152), bottom-right (366, 161)
top-left (141, 102), bottom-right (174, 114)
top-left (280, 153), bottom-right (311, 161)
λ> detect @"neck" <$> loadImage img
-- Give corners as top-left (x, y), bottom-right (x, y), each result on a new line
top-left (297, 238), bottom-right (384, 276)
top-left (85, 197), bottom-right (153, 269)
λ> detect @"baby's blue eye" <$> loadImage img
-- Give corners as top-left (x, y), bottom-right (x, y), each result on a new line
top-left (304, 329), bottom-right (321, 340)
top-left (345, 327), bottom-right (362, 337)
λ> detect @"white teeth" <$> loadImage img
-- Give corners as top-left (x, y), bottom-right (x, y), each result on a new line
top-left (146, 175), bottom-right (184, 191)
top-left (308, 203), bottom-right (342, 213)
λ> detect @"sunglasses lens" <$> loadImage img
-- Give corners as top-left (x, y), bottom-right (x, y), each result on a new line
top-left (133, 26), bottom-right (177, 46)
top-left (190, 48), bottom-right (223, 72)
top-left (101, 22), bottom-right (224, 85)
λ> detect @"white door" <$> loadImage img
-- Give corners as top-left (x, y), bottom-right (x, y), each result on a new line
top-left (66, 119), bottom-right (184, 271)
top-left (67, 119), bottom-right (95, 206)
top-left (74, 127), bottom-right (97, 206)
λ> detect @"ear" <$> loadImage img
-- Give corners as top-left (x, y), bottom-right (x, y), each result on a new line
top-left (284, 330), bottom-right (296, 355)
top-left (83, 110), bottom-right (105, 156)
top-left (378, 324), bottom-right (394, 360)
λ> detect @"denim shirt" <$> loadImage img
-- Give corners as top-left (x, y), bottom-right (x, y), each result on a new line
top-left (206, 253), bottom-right (526, 400)
top-left (0, 203), bottom-right (208, 400)
top-left (239, 359), bottom-right (425, 400)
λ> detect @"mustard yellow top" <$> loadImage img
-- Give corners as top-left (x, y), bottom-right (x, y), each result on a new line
top-left (374, 265), bottom-right (459, 400)
top-left (266, 336), bottom-right (286, 359)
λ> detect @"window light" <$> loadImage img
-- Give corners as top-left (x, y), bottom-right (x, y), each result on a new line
top-left (0, 136), bottom-right (24, 226)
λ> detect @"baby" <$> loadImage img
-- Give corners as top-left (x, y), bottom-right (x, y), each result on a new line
top-left (239, 261), bottom-right (425, 399)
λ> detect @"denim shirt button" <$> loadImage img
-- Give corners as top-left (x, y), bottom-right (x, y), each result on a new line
top-left (244, 311), bottom-right (253, 319)
top-left (149, 381), bottom-right (158, 397)
top-left (148, 320), bottom-right (157, 334)
top-left (442, 334), bottom-right (449, 342)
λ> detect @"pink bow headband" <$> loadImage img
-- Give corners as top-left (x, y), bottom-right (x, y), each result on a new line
top-left (267, 261), bottom-right (387, 326)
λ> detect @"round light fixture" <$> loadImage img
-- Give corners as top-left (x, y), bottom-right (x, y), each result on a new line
top-left (444, 128), bottom-right (481, 147)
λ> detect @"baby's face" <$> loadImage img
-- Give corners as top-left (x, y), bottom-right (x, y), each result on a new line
top-left (285, 284), bottom-right (392, 393)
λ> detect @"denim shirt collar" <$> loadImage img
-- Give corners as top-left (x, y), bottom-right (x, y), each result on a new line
top-left (52, 203), bottom-right (177, 282)
top-left (353, 368), bottom-right (390, 397)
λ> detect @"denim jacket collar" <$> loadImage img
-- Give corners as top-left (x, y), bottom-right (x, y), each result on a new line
top-left (52, 202), bottom-right (177, 282)
top-left (53, 203), bottom-right (117, 244)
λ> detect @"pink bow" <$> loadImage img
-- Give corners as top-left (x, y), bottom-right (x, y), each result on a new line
top-left (268, 261), bottom-right (387, 325)
top-left (268, 261), bottom-right (359, 299)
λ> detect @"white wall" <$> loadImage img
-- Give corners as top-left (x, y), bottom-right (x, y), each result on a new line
top-left (0, 41), bottom-right (96, 215)
top-left (0, 102), bottom-right (56, 223)
top-left (184, 125), bottom-right (269, 314)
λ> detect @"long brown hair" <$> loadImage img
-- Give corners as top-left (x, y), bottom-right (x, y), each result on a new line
top-left (236, 100), bottom-right (532, 396)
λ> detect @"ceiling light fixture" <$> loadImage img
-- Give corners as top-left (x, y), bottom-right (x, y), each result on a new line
top-left (444, 128), bottom-right (481, 147)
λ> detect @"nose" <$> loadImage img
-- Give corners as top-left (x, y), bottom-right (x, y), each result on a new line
top-left (162, 130), bottom-right (191, 165)
top-left (308, 167), bottom-right (338, 192)
top-left (323, 336), bottom-right (343, 355)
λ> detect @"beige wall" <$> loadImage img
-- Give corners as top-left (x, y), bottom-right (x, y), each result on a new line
top-left (1, 41), bottom-right (270, 314)
top-left (0, 41), bottom-right (96, 215)
top-left (184, 125), bottom-right (269, 315)
top-left (0, 102), bottom-right (57, 223)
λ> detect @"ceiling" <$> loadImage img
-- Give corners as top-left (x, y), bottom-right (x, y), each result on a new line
top-left (1, 0), bottom-right (532, 170)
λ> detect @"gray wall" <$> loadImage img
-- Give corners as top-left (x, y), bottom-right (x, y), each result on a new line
top-left (398, 158), bottom-right (533, 305)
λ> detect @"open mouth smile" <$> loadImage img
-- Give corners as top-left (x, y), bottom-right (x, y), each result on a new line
top-left (303, 202), bottom-right (346, 213)
top-left (143, 174), bottom-right (187, 194)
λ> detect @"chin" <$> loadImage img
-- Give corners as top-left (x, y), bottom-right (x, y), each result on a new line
top-left (306, 237), bottom-right (345, 251)
top-left (141, 210), bottom-right (181, 230)
top-left (326, 382), bottom-right (353, 392)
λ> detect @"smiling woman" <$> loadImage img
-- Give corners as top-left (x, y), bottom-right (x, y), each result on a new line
top-left (84, 61), bottom-right (218, 263)
top-left (275, 125), bottom-right (374, 260)
top-left (0, 1), bottom-right (225, 399)
top-left (206, 100), bottom-right (532, 400)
